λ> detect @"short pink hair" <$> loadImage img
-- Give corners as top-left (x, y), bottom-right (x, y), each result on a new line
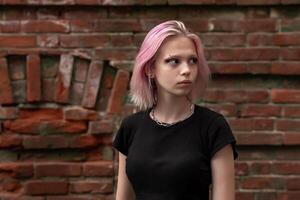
top-left (130, 20), bottom-right (211, 110)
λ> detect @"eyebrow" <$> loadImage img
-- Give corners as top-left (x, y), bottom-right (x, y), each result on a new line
top-left (166, 54), bottom-right (198, 59)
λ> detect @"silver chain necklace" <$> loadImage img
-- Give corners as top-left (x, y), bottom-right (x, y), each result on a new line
top-left (150, 104), bottom-right (195, 127)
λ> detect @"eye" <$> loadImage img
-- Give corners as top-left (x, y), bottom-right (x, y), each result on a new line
top-left (165, 58), bottom-right (179, 65)
top-left (189, 57), bottom-right (198, 65)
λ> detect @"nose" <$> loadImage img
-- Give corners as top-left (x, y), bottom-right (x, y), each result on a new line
top-left (180, 62), bottom-right (191, 76)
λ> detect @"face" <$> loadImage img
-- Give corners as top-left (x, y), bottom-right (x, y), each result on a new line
top-left (151, 35), bottom-right (199, 98)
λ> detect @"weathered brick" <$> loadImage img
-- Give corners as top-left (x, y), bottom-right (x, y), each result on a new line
top-left (0, 58), bottom-right (14, 104)
top-left (202, 33), bottom-right (246, 47)
top-left (41, 55), bottom-right (59, 78)
top-left (240, 105), bottom-right (281, 117)
top-left (236, 133), bottom-right (282, 145)
top-left (7, 55), bottom-right (26, 80)
top-left (64, 106), bottom-right (98, 121)
top-left (35, 162), bottom-right (81, 177)
top-left (0, 36), bottom-right (36, 47)
top-left (69, 135), bottom-right (98, 148)
top-left (276, 119), bottom-right (300, 131)
top-left (0, 162), bottom-right (33, 178)
top-left (70, 20), bottom-right (94, 32)
top-left (88, 120), bottom-right (114, 134)
top-left (4, 120), bottom-right (87, 134)
top-left (70, 179), bottom-right (113, 194)
top-left (25, 180), bottom-right (68, 195)
top-left (94, 19), bottom-right (141, 32)
top-left (60, 35), bottom-right (110, 48)
top-left (0, 21), bottom-right (20, 32)
top-left (19, 108), bottom-right (63, 120)
top-left (82, 61), bottom-right (103, 108)
top-left (11, 80), bottom-right (26, 103)
top-left (229, 118), bottom-right (274, 131)
top-left (83, 161), bottom-right (114, 177)
top-left (70, 82), bottom-right (84, 105)
top-left (107, 70), bottom-right (130, 113)
top-left (94, 48), bottom-right (137, 60)
top-left (0, 134), bottom-right (22, 148)
top-left (272, 89), bottom-right (300, 103)
top-left (23, 135), bottom-right (69, 149)
top-left (42, 78), bottom-right (55, 102)
top-left (271, 62), bottom-right (300, 75)
top-left (21, 20), bottom-right (70, 33)
top-left (283, 106), bottom-right (300, 117)
top-left (0, 107), bottom-right (18, 120)
top-left (37, 34), bottom-right (59, 47)
top-left (74, 58), bottom-right (90, 82)
top-left (27, 54), bottom-right (41, 102)
top-left (54, 54), bottom-right (74, 103)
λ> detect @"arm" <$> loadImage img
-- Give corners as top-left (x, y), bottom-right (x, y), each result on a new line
top-left (210, 144), bottom-right (236, 200)
top-left (115, 152), bottom-right (136, 200)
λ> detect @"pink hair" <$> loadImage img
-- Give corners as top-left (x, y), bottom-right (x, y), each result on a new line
top-left (130, 20), bottom-right (211, 110)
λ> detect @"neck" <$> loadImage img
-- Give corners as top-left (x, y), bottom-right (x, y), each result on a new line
top-left (152, 93), bottom-right (193, 124)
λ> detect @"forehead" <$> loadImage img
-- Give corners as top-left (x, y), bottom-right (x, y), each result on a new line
top-left (157, 35), bottom-right (197, 58)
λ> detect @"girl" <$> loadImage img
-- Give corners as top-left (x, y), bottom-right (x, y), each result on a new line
top-left (112, 20), bottom-right (238, 200)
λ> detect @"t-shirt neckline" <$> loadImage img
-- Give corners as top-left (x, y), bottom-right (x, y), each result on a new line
top-left (146, 104), bottom-right (198, 128)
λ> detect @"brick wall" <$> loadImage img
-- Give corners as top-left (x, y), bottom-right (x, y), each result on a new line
top-left (0, 0), bottom-right (299, 200)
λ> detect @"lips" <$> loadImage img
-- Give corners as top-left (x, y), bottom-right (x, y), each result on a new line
top-left (178, 80), bottom-right (192, 84)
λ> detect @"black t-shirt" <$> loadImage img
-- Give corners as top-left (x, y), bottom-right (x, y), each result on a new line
top-left (112, 104), bottom-right (238, 200)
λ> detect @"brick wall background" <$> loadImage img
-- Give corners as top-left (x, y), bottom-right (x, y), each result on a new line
top-left (0, 0), bottom-right (299, 200)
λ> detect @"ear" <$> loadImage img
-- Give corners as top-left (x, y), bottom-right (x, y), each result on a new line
top-left (145, 65), bottom-right (155, 78)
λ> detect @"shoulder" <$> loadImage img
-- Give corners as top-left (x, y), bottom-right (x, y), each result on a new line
top-left (120, 108), bottom-right (148, 128)
top-left (194, 104), bottom-right (224, 124)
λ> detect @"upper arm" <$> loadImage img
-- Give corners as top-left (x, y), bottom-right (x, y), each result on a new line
top-left (210, 144), bottom-right (236, 200)
top-left (115, 152), bottom-right (136, 200)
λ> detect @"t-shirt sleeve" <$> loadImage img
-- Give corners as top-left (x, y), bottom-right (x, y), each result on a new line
top-left (112, 117), bottom-right (131, 156)
top-left (207, 115), bottom-right (238, 160)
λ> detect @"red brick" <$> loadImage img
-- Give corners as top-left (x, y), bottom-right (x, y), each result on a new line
top-left (4, 120), bottom-right (87, 134)
top-left (240, 105), bottom-right (281, 117)
top-left (272, 89), bottom-right (300, 103)
top-left (237, 0), bottom-right (280, 4)
top-left (235, 162), bottom-right (249, 176)
top-left (74, 58), bottom-right (89, 82)
top-left (276, 120), bottom-right (300, 131)
top-left (0, 21), bottom-right (20, 32)
top-left (229, 118), bottom-right (274, 131)
top-left (0, 35), bottom-right (36, 47)
top-left (283, 106), bottom-right (300, 117)
top-left (272, 162), bottom-right (300, 175)
top-left (211, 19), bottom-right (243, 32)
top-left (26, 54), bottom-right (41, 102)
top-left (181, 19), bottom-right (211, 32)
top-left (64, 106), bottom-right (98, 121)
top-left (35, 162), bottom-right (81, 177)
top-left (209, 48), bottom-right (279, 61)
top-left (94, 19), bottom-right (141, 32)
top-left (8, 55), bottom-right (26, 80)
top-left (83, 161), bottom-right (114, 177)
top-left (19, 108), bottom-right (63, 120)
top-left (3, 7), bottom-right (36, 20)
top-left (250, 162), bottom-right (271, 175)
top-left (42, 78), bottom-right (55, 101)
top-left (54, 54), bottom-right (74, 103)
top-left (281, 0), bottom-right (300, 4)
top-left (70, 20), bottom-right (94, 32)
top-left (205, 104), bottom-right (237, 117)
top-left (82, 61), bottom-right (103, 108)
top-left (273, 33), bottom-right (300, 46)
top-left (245, 19), bottom-right (278, 32)
top-left (23, 135), bottom-right (69, 149)
top-left (247, 34), bottom-right (273, 46)
top-left (110, 34), bottom-right (133, 47)
top-left (63, 8), bottom-right (106, 19)
top-left (0, 162), bottom-right (33, 178)
top-left (0, 134), bottom-right (22, 148)
top-left (204, 89), bottom-right (269, 103)
top-left (0, 107), bottom-right (18, 119)
top-left (0, 58), bottom-right (13, 104)
top-left (37, 8), bottom-right (59, 20)
top-left (107, 70), bottom-right (130, 113)
top-left (281, 48), bottom-right (300, 60)
top-left (70, 82), bottom-right (84, 105)
top-left (60, 35), bottom-right (110, 48)
top-left (21, 20), bottom-right (69, 33)
top-left (241, 177), bottom-right (285, 189)
top-left (168, 0), bottom-right (213, 4)
top-left (47, 196), bottom-right (87, 200)
top-left (202, 33), bottom-right (246, 47)
top-left (37, 34), bottom-right (59, 47)
top-left (70, 180), bottom-right (113, 194)
top-left (25, 180), bottom-right (68, 195)
top-left (94, 48), bottom-right (137, 60)
top-left (88, 120), bottom-right (114, 134)
top-left (287, 178), bottom-right (300, 190)
top-left (271, 62), bottom-right (300, 75)
top-left (69, 135), bottom-right (98, 148)
top-left (236, 133), bottom-right (282, 145)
